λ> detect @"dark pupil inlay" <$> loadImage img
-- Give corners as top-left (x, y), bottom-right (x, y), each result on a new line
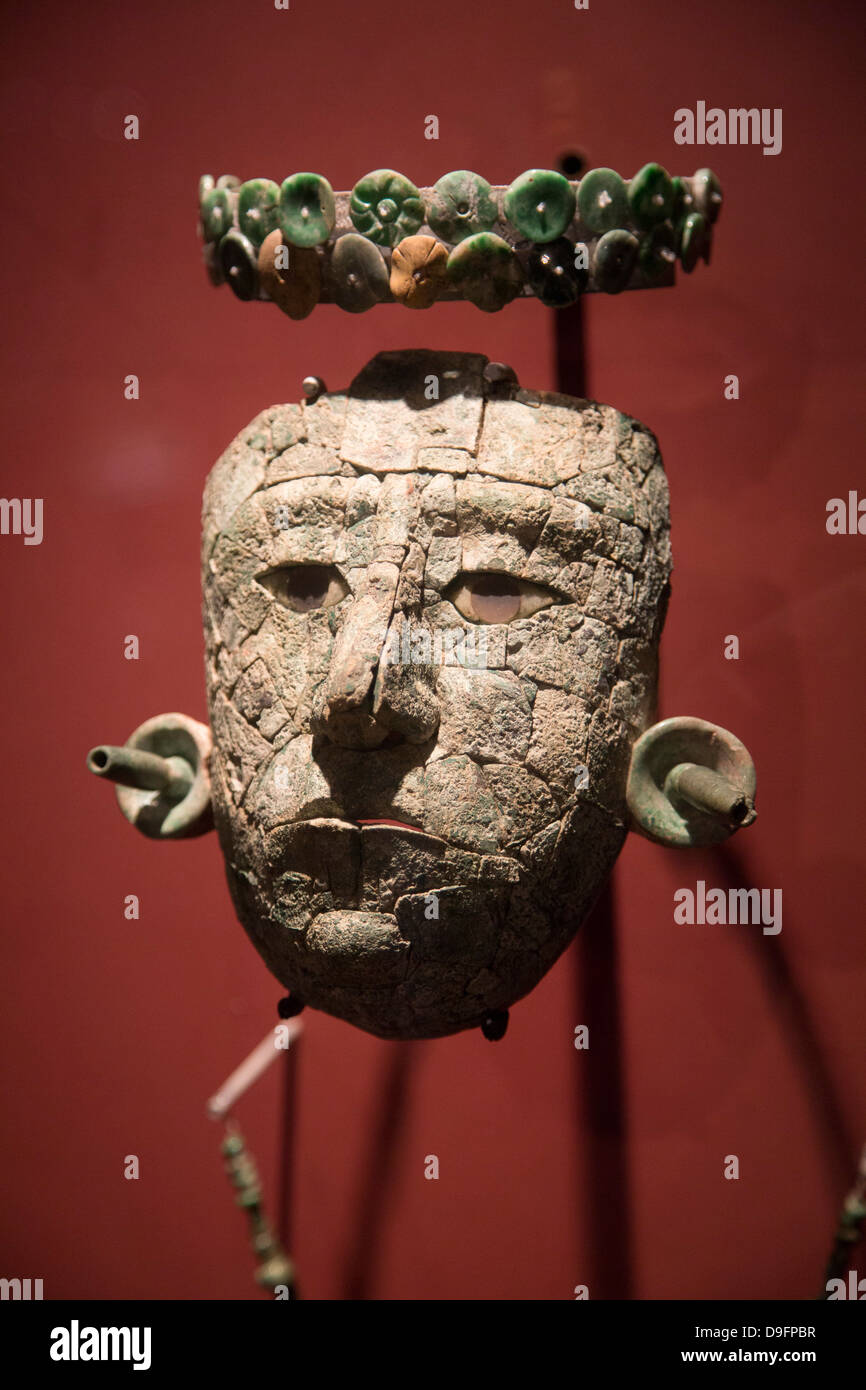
top-left (286, 565), bottom-right (330, 611)
top-left (471, 574), bottom-right (521, 623)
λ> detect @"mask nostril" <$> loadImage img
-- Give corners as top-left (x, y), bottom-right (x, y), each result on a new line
top-left (379, 729), bottom-right (408, 749)
top-left (311, 701), bottom-right (393, 750)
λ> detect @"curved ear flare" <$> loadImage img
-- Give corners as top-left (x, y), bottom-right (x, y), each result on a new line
top-left (627, 716), bottom-right (756, 848)
top-left (87, 712), bottom-right (214, 840)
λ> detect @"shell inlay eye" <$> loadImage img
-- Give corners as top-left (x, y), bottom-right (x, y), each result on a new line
top-left (445, 572), bottom-right (557, 625)
top-left (258, 564), bottom-right (348, 614)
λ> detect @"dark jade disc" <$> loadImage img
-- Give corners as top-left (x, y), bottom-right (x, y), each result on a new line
top-left (238, 179), bottom-right (280, 246)
top-left (629, 163), bottom-right (674, 229)
top-left (679, 212), bottom-right (709, 272)
top-left (594, 228), bottom-right (639, 293)
top-left (692, 168), bottom-right (723, 223)
top-left (447, 233), bottom-right (524, 312)
top-left (201, 188), bottom-right (232, 243)
top-left (332, 233), bottom-right (389, 312)
top-left (279, 172), bottom-right (336, 247)
top-left (515, 237), bottom-right (586, 306)
top-left (638, 222), bottom-right (677, 281)
top-left (219, 229), bottom-right (259, 300)
top-left (427, 170), bottom-right (498, 243)
top-left (504, 169), bottom-right (575, 243)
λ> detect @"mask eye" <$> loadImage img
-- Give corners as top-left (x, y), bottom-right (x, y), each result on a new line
top-left (445, 572), bottom-right (557, 625)
top-left (258, 564), bottom-right (349, 613)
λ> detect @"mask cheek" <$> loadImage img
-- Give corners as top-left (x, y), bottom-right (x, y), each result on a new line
top-left (432, 667), bottom-right (532, 765)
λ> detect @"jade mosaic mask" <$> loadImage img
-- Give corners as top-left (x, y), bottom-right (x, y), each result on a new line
top-left (200, 350), bottom-right (671, 1039)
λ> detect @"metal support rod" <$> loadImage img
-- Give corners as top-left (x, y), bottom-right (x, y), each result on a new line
top-left (664, 762), bottom-right (751, 824)
top-left (86, 745), bottom-right (192, 799)
top-left (554, 145), bottom-right (635, 1298)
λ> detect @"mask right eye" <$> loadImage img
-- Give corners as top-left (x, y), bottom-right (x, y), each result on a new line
top-left (257, 564), bottom-right (349, 614)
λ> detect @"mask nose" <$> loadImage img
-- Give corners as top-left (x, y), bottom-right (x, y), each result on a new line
top-left (311, 561), bottom-right (440, 749)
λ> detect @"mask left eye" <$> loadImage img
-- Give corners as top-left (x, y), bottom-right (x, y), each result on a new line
top-left (445, 572), bottom-right (557, 624)
top-left (257, 564), bottom-right (349, 613)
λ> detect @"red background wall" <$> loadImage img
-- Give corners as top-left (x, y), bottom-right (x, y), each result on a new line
top-left (1, 0), bottom-right (863, 1300)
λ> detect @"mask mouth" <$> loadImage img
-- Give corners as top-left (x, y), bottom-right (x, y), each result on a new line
top-left (355, 816), bottom-right (425, 833)
top-left (264, 815), bottom-right (450, 874)
top-left (285, 809), bottom-right (430, 837)
top-left (355, 818), bottom-right (449, 854)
